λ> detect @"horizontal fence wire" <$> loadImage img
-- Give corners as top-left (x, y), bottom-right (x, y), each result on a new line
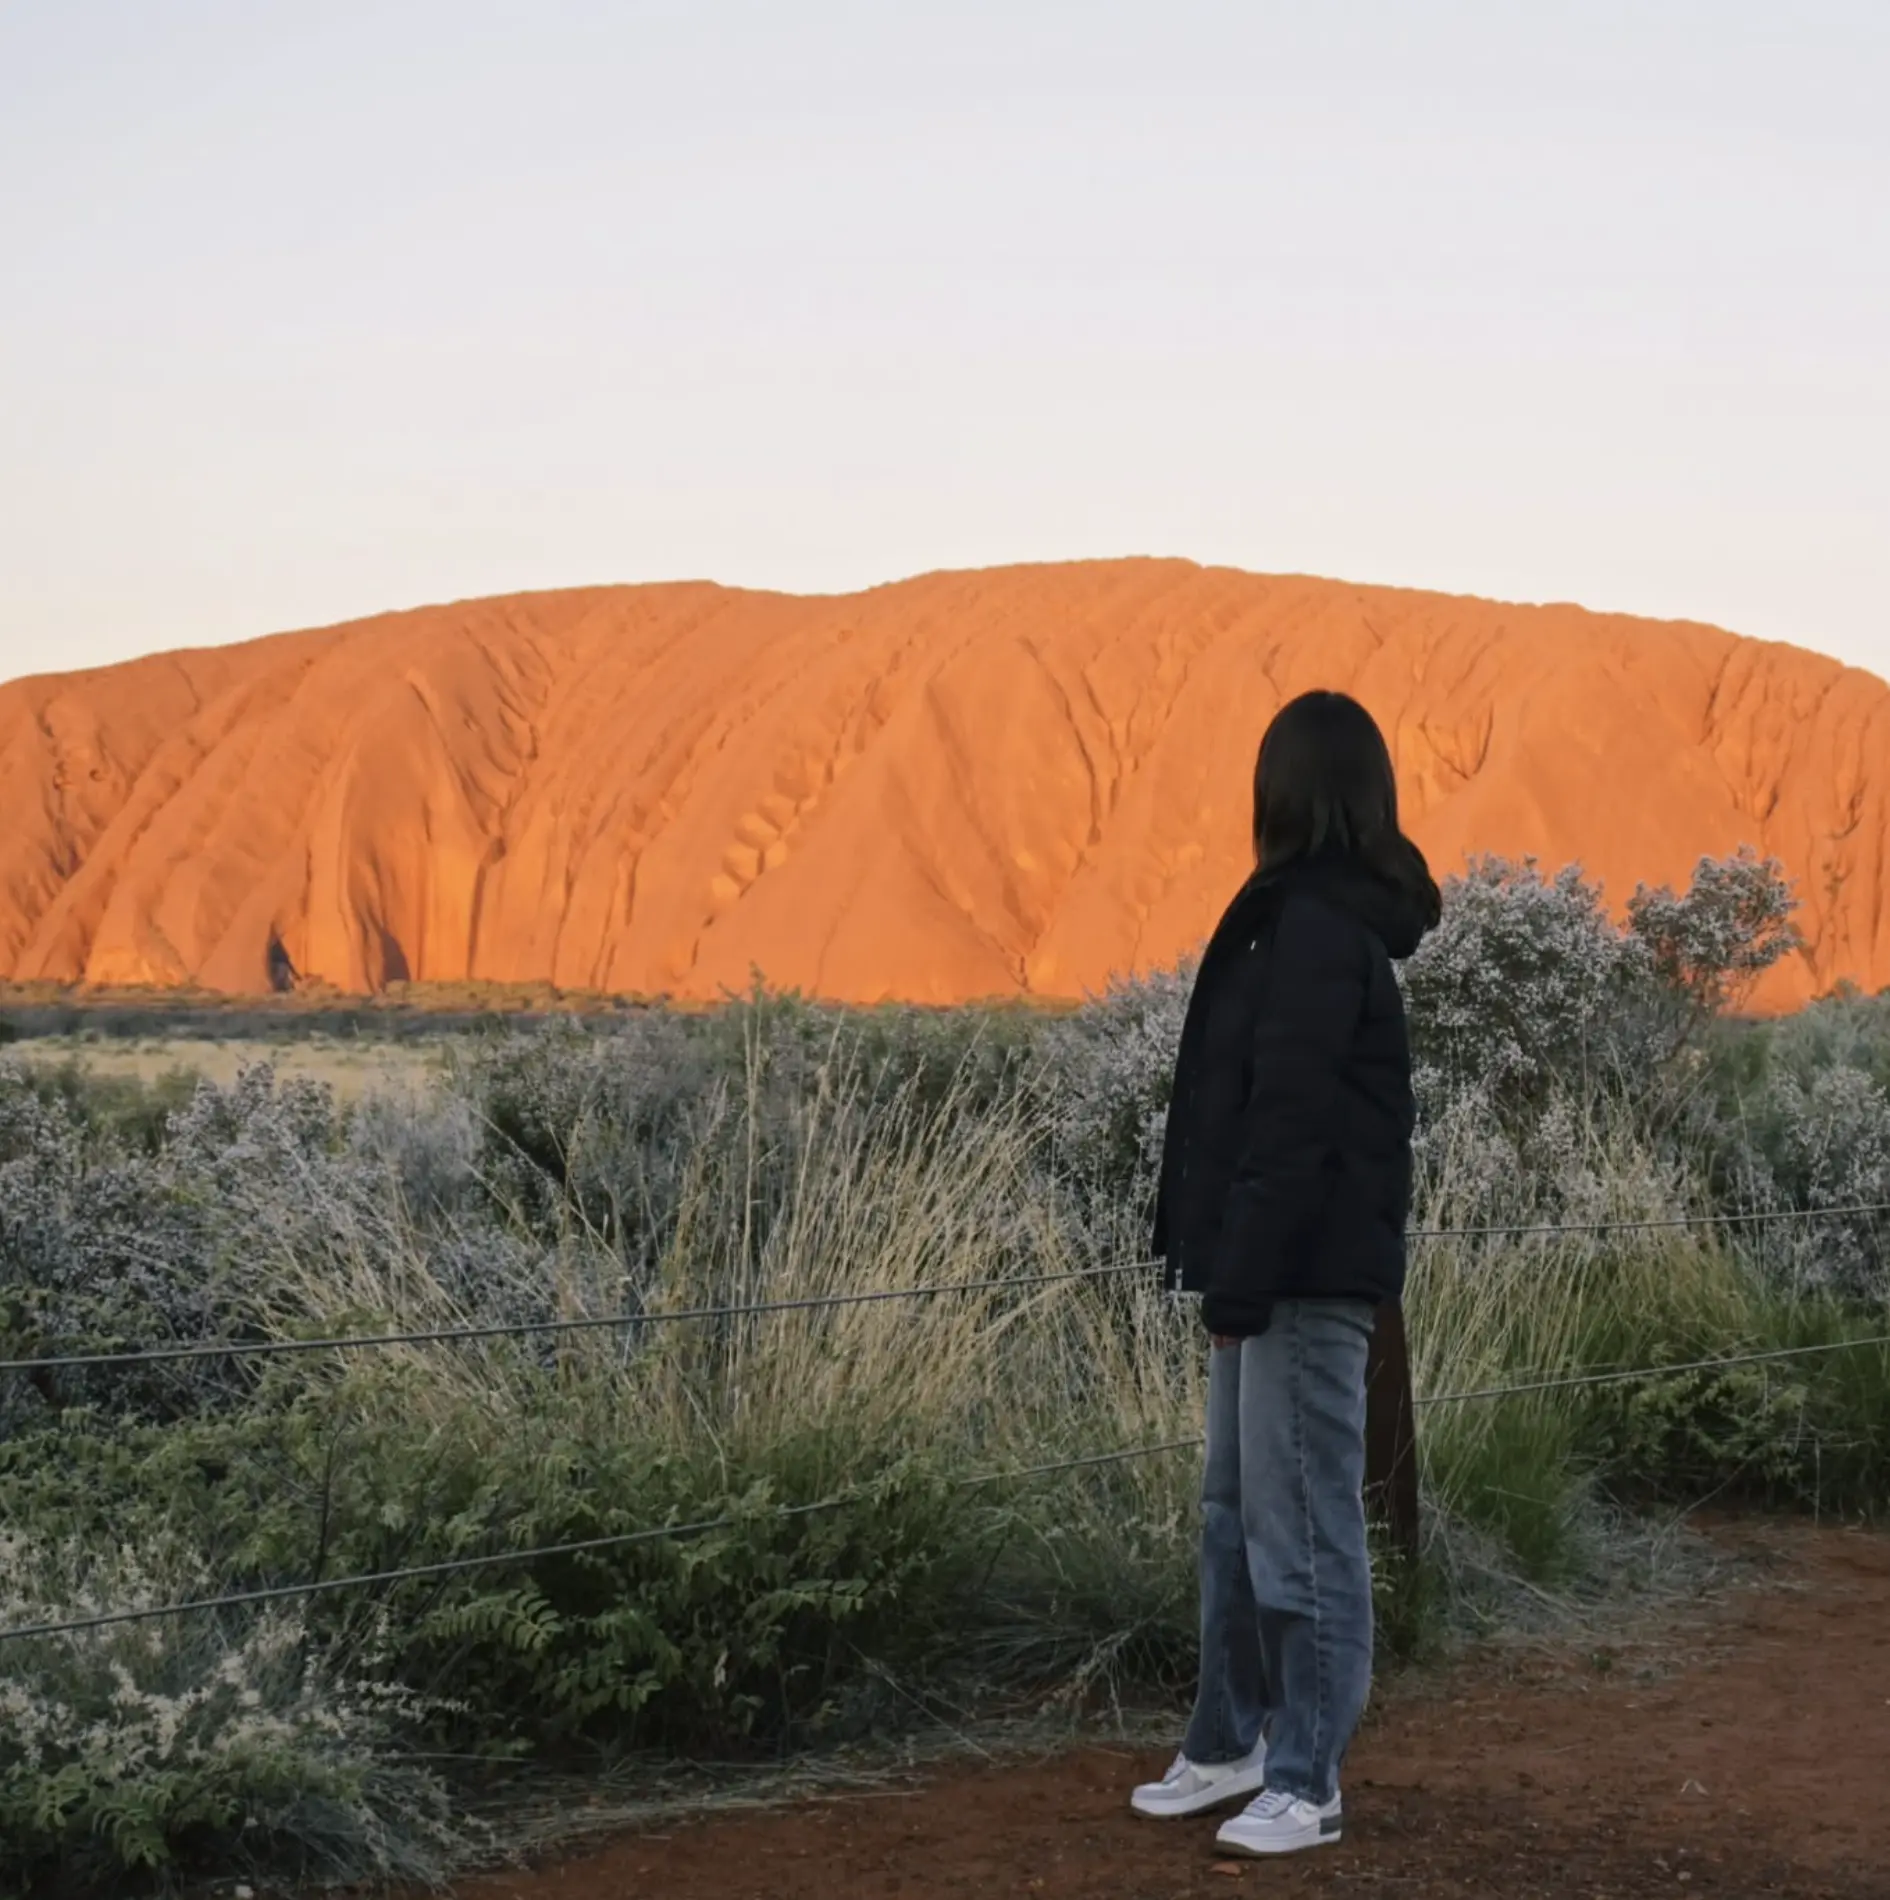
top-left (6, 1335), bottom-right (1889, 1646)
top-left (1411, 1201), bottom-right (1890, 1242)
top-left (0, 1438), bottom-right (1208, 1644)
top-left (1411, 1333), bottom-right (1890, 1407)
top-left (0, 1261), bottom-right (1155, 1377)
top-left (4, 1201), bottom-right (1888, 1379)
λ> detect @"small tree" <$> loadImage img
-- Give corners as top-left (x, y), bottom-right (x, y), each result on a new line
top-left (1626, 846), bottom-right (1802, 1022)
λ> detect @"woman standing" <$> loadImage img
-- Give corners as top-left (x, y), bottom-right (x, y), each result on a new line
top-left (1132, 690), bottom-right (1439, 1857)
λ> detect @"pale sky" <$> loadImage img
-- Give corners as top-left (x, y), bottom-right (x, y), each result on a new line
top-left (3, 2), bottom-right (1887, 689)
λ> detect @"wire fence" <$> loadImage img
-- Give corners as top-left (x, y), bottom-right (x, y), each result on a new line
top-left (6, 1331), bottom-right (1887, 1647)
top-left (4, 1200), bottom-right (1886, 1644)
top-left (0, 1438), bottom-right (1209, 1645)
top-left (0, 1262), bottom-right (1156, 1377)
top-left (4, 1200), bottom-right (1887, 1379)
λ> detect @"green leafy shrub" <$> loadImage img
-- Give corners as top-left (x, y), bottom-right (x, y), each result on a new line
top-left (0, 1532), bottom-right (459, 1897)
top-left (1597, 1365), bottom-right (1816, 1499)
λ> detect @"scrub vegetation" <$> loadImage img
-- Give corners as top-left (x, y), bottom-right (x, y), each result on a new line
top-left (3, 851), bottom-right (1888, 1894)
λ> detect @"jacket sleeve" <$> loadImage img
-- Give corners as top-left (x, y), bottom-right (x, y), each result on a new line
top-left (1202, 894), bottom-right (1367, 1334)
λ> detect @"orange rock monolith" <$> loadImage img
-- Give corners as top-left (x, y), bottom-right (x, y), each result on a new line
top-left (3, 561), bottom-right (1885, 1008)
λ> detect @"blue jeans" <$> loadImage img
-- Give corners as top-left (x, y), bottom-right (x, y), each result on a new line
top-left (1181, 1298), bottom-right (1376, 1804)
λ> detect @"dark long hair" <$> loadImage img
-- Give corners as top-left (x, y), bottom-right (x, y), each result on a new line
top-left (1252, 690), bottom-right (1442, 926)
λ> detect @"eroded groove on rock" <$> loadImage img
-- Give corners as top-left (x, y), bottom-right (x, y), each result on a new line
top-left (0, 560), bottom-right (1884, 1009)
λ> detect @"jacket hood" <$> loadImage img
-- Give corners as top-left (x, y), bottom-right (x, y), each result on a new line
top-left (1259, 849), bottom-right (1433, 961)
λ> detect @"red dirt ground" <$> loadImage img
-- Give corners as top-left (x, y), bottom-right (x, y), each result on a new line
top-left (446, 1526), bottom-right (1890, 1900)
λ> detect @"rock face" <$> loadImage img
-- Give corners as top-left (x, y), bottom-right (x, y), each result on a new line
top-left (3, 561), bottom-right (1887, 1011)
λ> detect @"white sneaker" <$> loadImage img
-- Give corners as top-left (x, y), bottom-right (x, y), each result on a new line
top-left (1128, 1740), bottom-right (1268, 1818)
top-left (1215, 1787), bottom-right (1343, 1855)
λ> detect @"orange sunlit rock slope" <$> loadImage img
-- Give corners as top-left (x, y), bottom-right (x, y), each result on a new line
top-left (3, 562), bottom-right (1886, 1011)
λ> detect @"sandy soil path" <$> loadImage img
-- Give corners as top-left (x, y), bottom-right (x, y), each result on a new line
top-left (441, 1525), bottom-right (1890, 1900)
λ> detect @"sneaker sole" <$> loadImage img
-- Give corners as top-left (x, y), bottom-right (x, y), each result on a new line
top-left (1215, 1822), bottom-right (1343, 1857)
top-left (1129, 1765), bottom-right (1270, 1820)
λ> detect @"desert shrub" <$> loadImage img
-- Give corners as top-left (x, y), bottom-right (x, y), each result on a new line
top-left (1749, 1065), bottom-right (1890, 1293)
top-left (0, 1072), bottom-right (228, 1426)
top-left (1402, 858), bottom-right (1652, 1117)
top-left (463, 994), bottom-right (1041, 1262)
top-left (1035, 958), bottom-right (1194, 1251)
top-left (463, 1011), bottom-right (705, 1246)
top-left (380, 1440), bottom-right (981, 1751)
top-left (4, 1401), bottom-right (981, 1759)
top-left (344, 1086), bottom-right (483, 1224)
top-left (0, 1530), bottom-right (459, 1896)
top-left (2, 846), bottom-right (1885, 1893)
top-left (1626, 845), bottom-right (1804, 1022)
top-left (1596, 1364), bottom-right (1817, 1500)
top-left (0, 1061), bottom-right (381, 1428)
top-left (1389, 851), bottom-right (1838, 1259)
top-left (1584, 1292), bottom-right (1890, 1508)
top-left (1401, 849), bottom-right (1799, 1128)
top-left (10, 1057), bottom-right (201, 1153)
top-left (1688, 991), bottom-right (1890, 1298)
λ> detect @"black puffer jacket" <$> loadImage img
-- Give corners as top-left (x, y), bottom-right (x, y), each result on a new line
top-left (1153, 851), bottom-right (1431, 1338)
